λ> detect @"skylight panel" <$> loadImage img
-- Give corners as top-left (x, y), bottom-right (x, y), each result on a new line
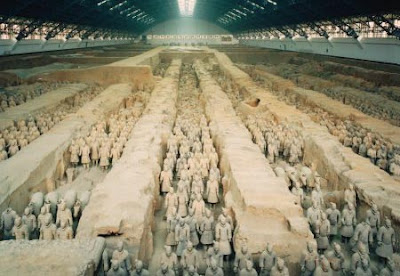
top-left (177, 0), bottom-right (197, 17)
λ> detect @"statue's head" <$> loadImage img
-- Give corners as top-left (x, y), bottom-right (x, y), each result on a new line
top-left (333, 242), bottom-right (341, 253)
top-left (135, 260), bottom-right (143, 272)
top-left (266, 243), bottom-right (273, 253)
top-left (188, 265), bottom-right (196, 275)
top-left (165, 245), bottom-right (172, 256)
top-left (276, 258), bottom-right (285, 271)
top-left (246, 260), bottom-right (253, 271)
top-left (117, 241), bottom-right (124, 252)
top-left (187, 241), bottom-right (193, 252)
top-left (307, 241), bottom-right (314, 252)
top-left (15, 216), bottom-right (22, 227)
top-left (24, 207), bottom-right (30, 216)
top-left (40, 206), bottom-right (46, 215)
top-left (45, 216), bottom-right (52, 226)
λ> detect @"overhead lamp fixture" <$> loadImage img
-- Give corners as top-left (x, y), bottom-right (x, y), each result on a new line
top-left (177, 0), bottom-right (197, 17)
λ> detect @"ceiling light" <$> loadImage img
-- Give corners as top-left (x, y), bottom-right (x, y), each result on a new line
top-left (177, 0), bottom-right (197, 17)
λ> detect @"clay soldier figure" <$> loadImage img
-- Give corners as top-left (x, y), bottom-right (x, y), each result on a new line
top-left (200, 209), bottom-right (215, 249)
top-left (344, 184), bottom-right (357, 208)
top-left (341, 203), bottom-right (356, 244)
top-left (291, 181), bottom-right (304, 206)
top-left (8, 139), bottom-right (19, 157)
top-left (66, 167), bottom-right (75, 184)
top-left (165, 187), bottom-right (178, 219)
top-left (376, 218), bottom-right (396, 261)
top-left (316, 213), bottom-right (330, 253)
top-left (352, 220), bottom-right (373, 253)
top-left (175, 217), bottom-right (191, 257)
top-left (191, 193), bottom-right (206, 223)
top-left (99, 146), bottom-right (110, 171)
top-left (0, 145), bottom-right (7, 161)
top-left (206, 176), bottom-right (219, 208)
top-left (366, 204), bottom-right (380, 241)
top-left (205, 258), bottom-right (224, 276)
top-left (22, 207), bottom-right (37, 239)
top-left (156, 263), bottom-right (175, 276)
top-left (259, 243), bottom-right (276, 276)
top-left (313, 256), bottom-right (333, 276)
top-left (40, 216), bottom-right (57, 240)
top-left (207, 241), bottom-right (223, 269)
top-left (90, 140), bottom-right (100, 166)
top-left (160, 246), bottom-right (179, 275)
top-left (110, 145), bottom-right (121, 165)
top-left (218, 208), bottom-right (234, 229)
top-left (38, 206), bottom-right (53, 229)
top-left (215, 217), bottom-right (232, 259)
top-left (380, 258), bottom-right (400, 276)
top-left (307, 200), bottom-right (321, 234)
top-left (80, 142), bottom-right (91, 169)
top-left (186, 209), bottom-right (200, 246)
top-left (186, 265), bottom-right (200, 276)
top-left (325, 243), bottom-right (345, 274)
top-left (112, 241), bottom-right (132, 273)
top-left (354, 259), bottom-right (373, 276)
top-left (239, 260), bottom-right (258, 276)
top-left (1, 207), bottom-right (17, 240)
top-left (181, 241), bottom-right (200, 275)
top-left (177, 186), bottom-right (189, 218)
top-left (166, 208), bottom-right (178, 249)
top-left (351, 243), bottom-right (370, 274)
top-left (311, 184), bottom-right (324, 209)
top-left (56, 220), bottom-right (73, 240)
top-left (160, 170), bottom-right (173, 194)
top-left (11, 217), bottom-right (29, 240)
top-left (107, 260), bottom-right (126, 276)
top-left (271, 258), bottom-right (289, 276)
top-left (131, 260), bottom-right (150, 276)
top-left (69, 140), bottom-right (80, 167)
top-left (234, 244), bottom-right (253, 274)
top-left (301, 241), bottom-right (318, 276)
top-left (56, 201), bottom-right (73, 227)
top-left (325, 202), bottom-right (340, 240)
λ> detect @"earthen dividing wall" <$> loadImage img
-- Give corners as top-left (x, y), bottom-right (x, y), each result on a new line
top-left (77, 59), bottom-right (182, 262)
top-left (31, 47), bottom-right (163, 88)
top-left (0, 238), bottom-right (105, 276)
top-left (0, 83), bottom-right (132, 214)
top-left (194, 60), bottom-right (313, 274)
top-left (212, 50), bottom-right (400, 230)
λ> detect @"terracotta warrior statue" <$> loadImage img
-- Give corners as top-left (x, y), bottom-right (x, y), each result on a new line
top-left (234, 243), bottom-right (253, 273)
top-left (376, 218), bottom-right (396, 260)
top-left (1, 207), bottom-right (17, 240)
top-left (56, 220), bottom-right (73, 240)
top-left (205, 258), bottom-right (224, 276)
top-left (259, 243), bottom-right (277, 276)
top-left (271, 258), bottom-right (289, 276)
top-left (11, 217), bottom-right (29, 240)
top-left (215, 216), bottom-right (232, 259)
top-left (181, 241), bottom-right (199, 275)
top-left (301, 241), bottom-right (318, 276)
top-left (39, 216), bottom-right (57, 240)
top-left (160, 246), bottom-right (178, 275)
top-left (112, 241), bottom-right (132, 273)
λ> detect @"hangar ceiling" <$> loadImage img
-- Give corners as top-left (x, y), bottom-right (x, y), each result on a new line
top-left (0, 0), bottom-right (399, 39)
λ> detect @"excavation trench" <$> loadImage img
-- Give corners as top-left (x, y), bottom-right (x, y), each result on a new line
top-left (209, 49), bottom-right (400, 268)
top-left (77, 59), bottom-right (182, 273)
top-left (194, 59), bottom-right (313, 275)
